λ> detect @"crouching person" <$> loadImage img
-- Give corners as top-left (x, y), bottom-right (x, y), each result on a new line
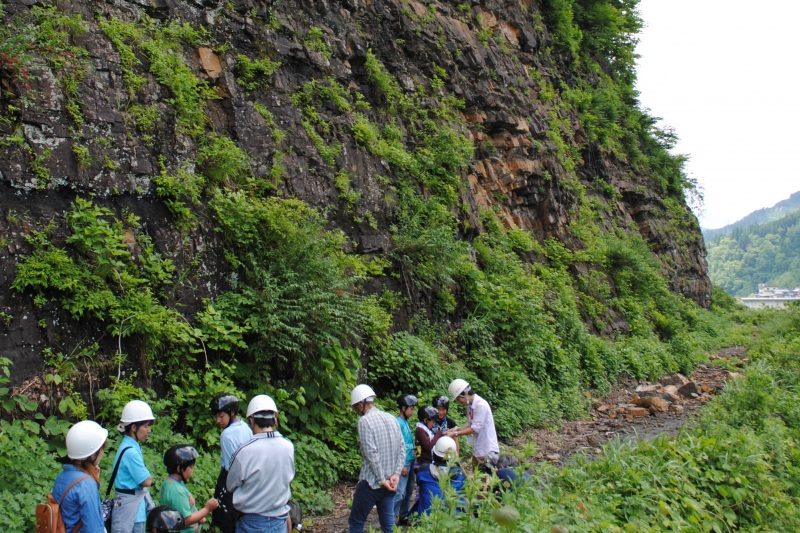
top-left (227, 395), bottom-right (295, 533)
top-left (411, 436), bottom-right (465, 517)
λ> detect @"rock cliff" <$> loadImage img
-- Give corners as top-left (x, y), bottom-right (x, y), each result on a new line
top-left (0, 0), bottom-right (710, 384)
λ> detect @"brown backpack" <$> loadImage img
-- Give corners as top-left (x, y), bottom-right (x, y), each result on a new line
top-left (36, 475), bottom-right (90, 533)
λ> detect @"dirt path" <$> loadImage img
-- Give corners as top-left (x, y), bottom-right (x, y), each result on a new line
top-left (306, 347), bottom-right (747, 532)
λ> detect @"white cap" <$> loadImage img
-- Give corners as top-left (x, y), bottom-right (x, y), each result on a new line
top-left (120, 400), bottom-right (155, 425)
top-left (448, 379), bottom-right (470, 400)
top-left (350, 384), bottom-right (376, 405)
top-left (66, 420), bottom-right (108, 460)
top-left (246, 394), bottom-right (278, 417)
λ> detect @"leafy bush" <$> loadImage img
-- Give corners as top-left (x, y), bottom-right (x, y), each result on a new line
top-left (369, 332), bottom-right (447, 397)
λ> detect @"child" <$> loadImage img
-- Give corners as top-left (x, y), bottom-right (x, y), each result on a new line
top-left (209, 393), bottom-right (252, 533)
top-left (146, 505), bottom-right (185, 532)
top-left (415, 405), bottom-right (443, 465)
top-left (395, 394), bottom-right (418, 526)
top-left (112, 399), bottom-right (156, 533)
top-left (431, 395), bottom-right (457, 434)
top-left (160, 445), bottom-right (219, 532)
top-left (411, 436), bottom-right (466, 517)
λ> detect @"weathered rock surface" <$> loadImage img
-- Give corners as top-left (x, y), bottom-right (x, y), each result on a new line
top-left (0, 0), bottom-right (711, 382)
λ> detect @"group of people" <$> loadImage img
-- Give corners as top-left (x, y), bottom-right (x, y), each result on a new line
top-left (52, 393), bottom-right (294, 533)
top-left (50, 377), bottom-right (500, 533)
top-left (347, 378), bottom-right (499, 533)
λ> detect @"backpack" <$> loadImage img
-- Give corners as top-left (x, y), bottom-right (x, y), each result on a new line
top-left (36, 475), bottom-right (89, 533)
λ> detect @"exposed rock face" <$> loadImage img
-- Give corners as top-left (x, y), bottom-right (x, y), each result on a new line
top-left (0, 0), bottom-right (710, 381)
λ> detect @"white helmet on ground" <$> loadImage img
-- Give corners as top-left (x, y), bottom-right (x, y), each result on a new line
top-left (66, 420), bottom-right (109, 460)
top-left (120, 400), bottom-right (155, 425)
top-left (448, 379), bottom-right (470, 400)
top-left (350, 384), bottom-right (376, 405)
top-left (433, 436), bottom-right (458, 460)
top-left (246, 394), bottom-right (278, 417)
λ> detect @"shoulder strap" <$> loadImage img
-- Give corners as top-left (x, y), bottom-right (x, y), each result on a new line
top-left (58, 475), bottom-right (91, 504)
top-left (57, 476), bottom-right (90, 533)
top-left (105, 446), bottom-right (131, 498)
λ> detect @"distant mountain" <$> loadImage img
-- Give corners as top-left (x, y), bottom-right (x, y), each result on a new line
top-left (705, 205), bottom-right (800, 297)
top-left (703, 191), bottom-right (800, 241)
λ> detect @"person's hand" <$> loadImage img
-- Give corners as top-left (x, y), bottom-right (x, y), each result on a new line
top-left (401, 466), bottom-right (409, 477)
top-left (205, 498), bottom-right (219, 511)
top-left (386, 474), bottom-right (400, 492)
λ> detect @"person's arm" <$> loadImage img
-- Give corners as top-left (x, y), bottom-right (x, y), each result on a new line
top-left (126, 448), bottom-right (153, 489)
top-left (226, 454), bottom-right (243, 493)
top-left (415, 426), bottom-right (434, 456)
top-left (183, 498), bottom-right (219, 526)
top-left (76, 478), bottom-right (105, 532)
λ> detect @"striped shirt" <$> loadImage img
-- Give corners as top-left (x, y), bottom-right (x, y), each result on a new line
top-left (358, 407), bottom-right (406, 489)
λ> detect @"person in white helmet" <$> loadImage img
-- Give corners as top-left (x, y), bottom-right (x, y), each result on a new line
top-left (111, 399), bottom-right (156, 533)
top-left (348, 384), bottom-right (406, 533)
top-left (448, 379), bottom-right (499, 467)
top-left (409, 436), bottom-right (465, 517)
top-left (227, 394), bottom-right (294, 533)
top-left (52, 420), bottom-right (109, 532)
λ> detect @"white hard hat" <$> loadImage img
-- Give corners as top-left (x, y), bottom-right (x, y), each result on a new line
top-left (246, 394), bottom-right (278, 417)
top-left (448, 379), bottom-right (470, 400)
top-left (350, 384), bottom-right (376, 405)
top-left (433, 436), bottom-right (458, 459)
top-left (66, 420), bottom-right (109, 460)
top-left (120, 400), bottom-right (155, 425)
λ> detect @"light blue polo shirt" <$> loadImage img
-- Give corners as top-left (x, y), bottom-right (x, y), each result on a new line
top-left (113, 435), bottom-right (151, 523)
top-left (220, 417), bottom-right (253, 471)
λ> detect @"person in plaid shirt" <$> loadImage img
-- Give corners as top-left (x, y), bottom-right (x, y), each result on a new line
top-left (348, 384), bottom-right (406, 533)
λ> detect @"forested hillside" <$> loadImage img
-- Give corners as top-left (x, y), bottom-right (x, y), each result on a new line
top-left (706, 209), bottom-right (800, 296)
top-left (0, 0), bottom-right (722, 527)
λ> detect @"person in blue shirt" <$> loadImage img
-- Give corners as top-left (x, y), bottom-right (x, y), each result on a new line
top-left (111, 400), bottom-right (156, 533)
top-left (210, 393), bottom-right (252, 533)
top-left (52, 420), bottom-right (109, 533)
top-left (394, 394), bottom-right (418, 526)
top-left (411, 436), bottom-right (465, 518)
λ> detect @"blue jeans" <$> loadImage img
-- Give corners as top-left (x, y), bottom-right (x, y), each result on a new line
top-left (349, 480), bottom-right (395, 533)
top-left (393, 464), bottom-right (415, 520)
top-left (236, 513), bottom-right (288, 533)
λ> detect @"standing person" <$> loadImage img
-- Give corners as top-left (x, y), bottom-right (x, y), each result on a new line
top-left (52, 420), bottom-right (109, 533)
top-left (209, 393), bottom-right (252, 533)
top-left (394, 394), bottom-right (417, 527)
top-left (227, 394), bottom-right (295, 533)
top-left (112, 399), bottom-right (156, 533)
top-left (348, 384), bottom-right (406, 533)
top-left (160, 444), bottom-right (219, 531)
top-left (448, 379), bottom-right (499, 467)
top-left (414, 405), bottom-right (444, 465)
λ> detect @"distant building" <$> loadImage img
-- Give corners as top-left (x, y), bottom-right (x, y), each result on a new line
top-left (738, 284), bottom-right (800, 309)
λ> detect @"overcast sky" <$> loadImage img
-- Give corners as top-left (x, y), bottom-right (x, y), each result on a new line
top-left (635, 0), bottom-right (800, 229)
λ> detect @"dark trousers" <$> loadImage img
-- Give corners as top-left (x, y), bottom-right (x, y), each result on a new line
top-left (348, 480), bottom-right (395, 533)
top-left (212, 468), bottom-right (239, 533)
